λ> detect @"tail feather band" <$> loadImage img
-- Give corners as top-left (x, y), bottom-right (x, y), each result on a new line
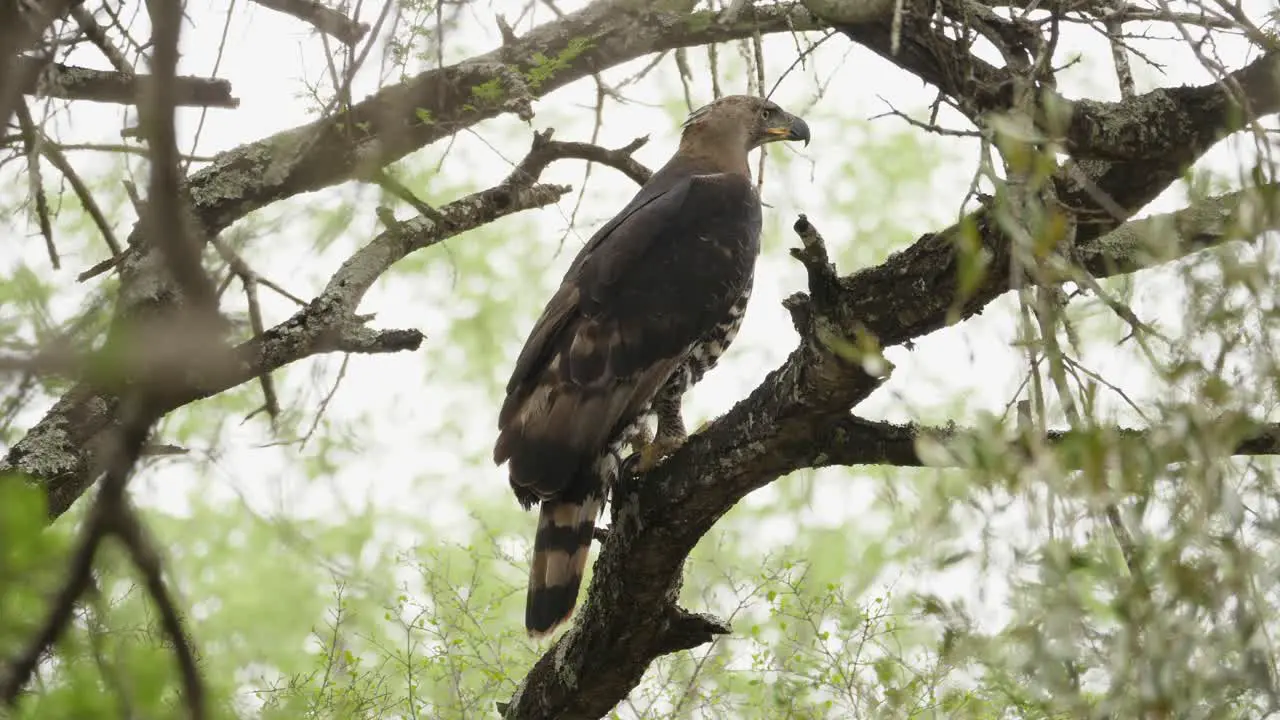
top-left (525, 497), bottom-right (601, 637)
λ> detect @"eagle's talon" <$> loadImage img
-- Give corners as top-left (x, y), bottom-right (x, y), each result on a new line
top-left (627, 424), bottom-right (654, 455)
top-left (634, 435), bottom-right (686, 473)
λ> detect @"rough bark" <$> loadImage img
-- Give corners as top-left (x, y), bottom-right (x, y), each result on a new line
top-left (10, 57), bottom-right (240, 108)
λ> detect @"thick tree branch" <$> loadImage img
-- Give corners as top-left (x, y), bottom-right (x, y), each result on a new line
top-left (782, 53), bottom-right (1280, 356)
top-left (1077, 184), bottom-right (1280, 277)
top-left (166, 0), bottom-right (819, 237)
top-left (809, 414), bottom-right (1280, 470)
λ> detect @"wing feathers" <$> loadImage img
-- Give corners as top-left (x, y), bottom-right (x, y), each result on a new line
top-left (497, 167), bottom-right (762, 632)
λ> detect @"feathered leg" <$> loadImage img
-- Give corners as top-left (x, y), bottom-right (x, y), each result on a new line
top-left (633, 384), bottom-right (688, 472)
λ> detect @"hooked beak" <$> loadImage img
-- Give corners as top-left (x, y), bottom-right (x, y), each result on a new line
top-left (764, 113), bottom-right (811, 147)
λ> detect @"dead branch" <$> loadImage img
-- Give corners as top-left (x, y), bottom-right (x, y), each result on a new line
top-left (12, 56), bottom-right (239, 108)
top-left (250, 0), bottom-right (371, 46)
top-left (508, 129), bottom-right (652, 187)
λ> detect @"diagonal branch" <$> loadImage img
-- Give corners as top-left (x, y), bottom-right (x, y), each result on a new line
top-left (2, 126), bottom-right (651, 517)
top-left (12, 179), bottom-right (568, 518)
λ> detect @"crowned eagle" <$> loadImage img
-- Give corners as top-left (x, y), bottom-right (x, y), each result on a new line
top-left (494, 95), bottom-right (811, 636)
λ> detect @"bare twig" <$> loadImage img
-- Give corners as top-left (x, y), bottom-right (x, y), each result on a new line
top-left (507, 129), bottom-right (652, 188)
top-left (211, 238), bottom-right (288, 424)
top-left (871, 96), bottom-right (984, 137)
top-left (45, 142), bottom-right (218, 162)
top-left (14, 101), bottom-right (57, 269)
top-left (370, 168), bottom-right (452, 228)
top-left (297, 353), bottom-right (350, 448)
top-left (38, 135), bottom-right (123, 256)
top-left (112, 501), bottom-right (206, 720)
top-left (77, 252), bottom-right (130, 283)
top-left (71, 5), bottom-right (132, 73)
top-left (1102, 1), bottom-right (1136, 99)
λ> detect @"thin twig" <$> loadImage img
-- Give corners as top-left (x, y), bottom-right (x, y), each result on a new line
top-left (77, 252), bottom-right (130, 283)
top-left (14, 101), bottom-right (57, 269)
top-left (111, 502), bottom-right (205, 719)
top-left (370, 168), bottom-right (452, 228)
top-left (299, 353), bottom-right (350, 448)
top-left (242, 273), bottom-right (281, 426)
top-left (1102, 0), bottom-right (1136, 99)
top-left (38, 135), bottom-right (123, 256)
top-left (71, 5), bottom-right (132, 73)
top-left (871, 96), bottom-right (984, 137)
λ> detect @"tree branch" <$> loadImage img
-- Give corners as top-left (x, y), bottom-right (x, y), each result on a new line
top-left (1077, 184), bottom-right (1280, 277)
top-left (12, 57), bottom-right (239, 108)
top-left (0, 0), bottom-right (82, 126)
top-left (164, 0), bottom-right (820, 237)
top-left (509, 129), bottom-right (652, 187)
top-left (8, 0), bottom-right (799, 523)
top-left (807, 415), bottom-right (1280, 470)
top-left (812, 0), bottom-right (1280, 166)
top-left (249, 0), bottom-right (370, 46)
top-left (504, 163), bottom-right (1280, 716)
top-left (5, 152), bottom-right (578, 518)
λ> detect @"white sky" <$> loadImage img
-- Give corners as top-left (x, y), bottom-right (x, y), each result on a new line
top-left (2, 0), bottom-right (1274, 656)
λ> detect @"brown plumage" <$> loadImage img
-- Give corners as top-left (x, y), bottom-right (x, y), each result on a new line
top-left (493, 95), bottom-right (811, 637)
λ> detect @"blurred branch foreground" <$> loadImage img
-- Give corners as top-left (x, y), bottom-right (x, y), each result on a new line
top-left (4, 0), bottom-right (1280, 717)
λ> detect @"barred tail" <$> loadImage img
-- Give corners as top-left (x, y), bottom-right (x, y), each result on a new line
top-left (525, 495), bottom-right (601, 637)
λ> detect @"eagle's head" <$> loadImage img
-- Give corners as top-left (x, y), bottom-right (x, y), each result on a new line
top-left (682, 95), bottom-right (811, 151)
